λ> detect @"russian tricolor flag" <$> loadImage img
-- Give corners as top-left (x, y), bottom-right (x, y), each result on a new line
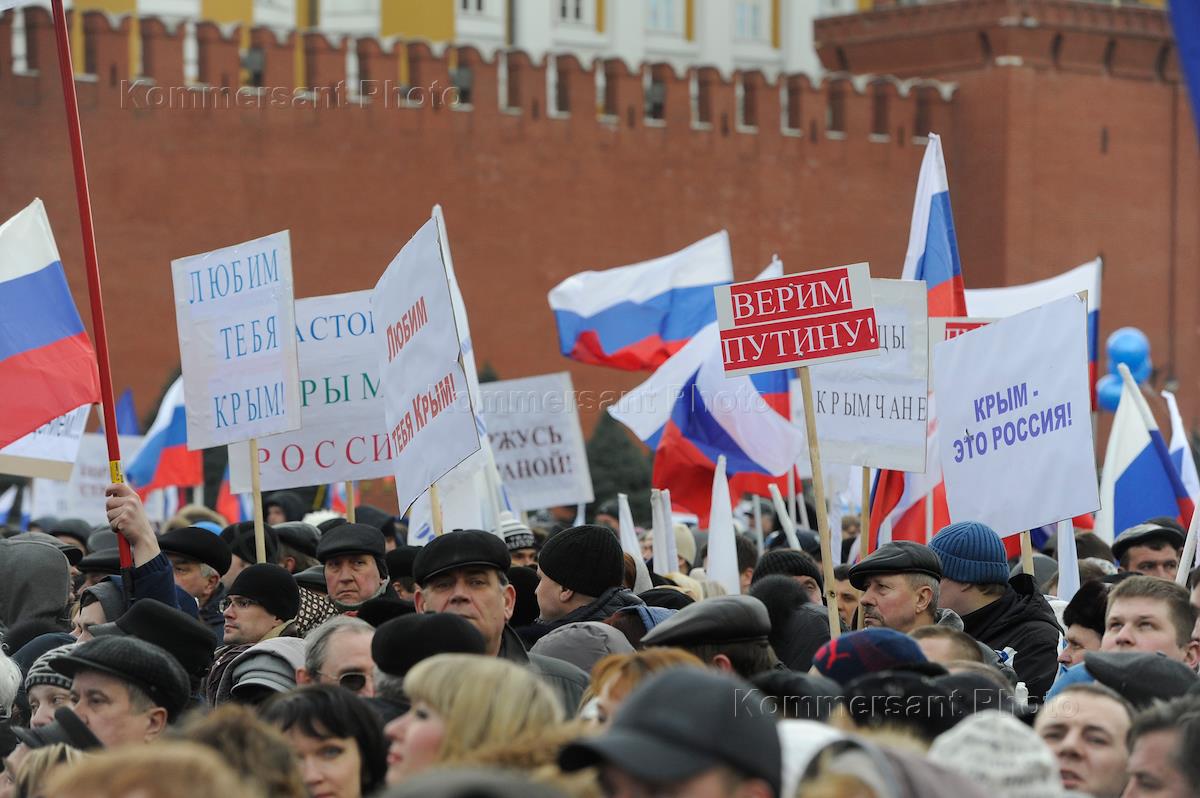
top-left (0, 199), bottom-right (100, 448)
top-left (1095, 367), bottom-right (1195, 544)
top-left (869, 133), bottom-right (962, 549)
top-left (126, 376), bottom-right (203, 493)
top-left (1164, 390), bottom-right (1200, 504)
top-left (548, 231), bottom-right (734, 371)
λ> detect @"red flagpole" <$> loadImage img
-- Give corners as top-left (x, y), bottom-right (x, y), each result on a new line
top-left (48, 0), bottom-right (132, 571)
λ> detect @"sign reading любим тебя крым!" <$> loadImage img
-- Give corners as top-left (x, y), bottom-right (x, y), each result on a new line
top-left (713, 263), bottom-right (881, 378)
top-left (172, 231), bottom-right (302, 450)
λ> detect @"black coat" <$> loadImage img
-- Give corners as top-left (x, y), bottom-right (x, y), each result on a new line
top-left (960, 574), bottom-right (1062, 701)
top-left (518, 586), bottom-right (644, 646)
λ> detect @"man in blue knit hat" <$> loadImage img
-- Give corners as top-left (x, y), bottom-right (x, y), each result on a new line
top-left (929, 520), bottom-right (1062, 701)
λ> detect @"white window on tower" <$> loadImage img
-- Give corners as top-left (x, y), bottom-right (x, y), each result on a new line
top-left (647, 0), bottom-right (683, 34)
top-left (460, 0), bottom-right (485, 13)
top-left (558, 0), bottom-right (593, 25)
top-left (734, 0), bottom-right (769, 42)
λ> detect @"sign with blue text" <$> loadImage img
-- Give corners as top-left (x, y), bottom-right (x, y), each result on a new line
top-left (171, 231), bottom-right (302, 449)
top-left (933, 295), bottom-right (1098, 536)
top-left (372, 218), bottom-right (481, 514)
top-left (229, 290), bottom-right (394, 493)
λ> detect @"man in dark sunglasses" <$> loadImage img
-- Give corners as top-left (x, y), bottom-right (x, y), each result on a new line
top-left (296, 615), bottom-right (376, 697)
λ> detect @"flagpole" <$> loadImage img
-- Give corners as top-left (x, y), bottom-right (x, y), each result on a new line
top-left (48, 0), bottom-right (131, 573)
top-left (345, 480), bottom-right (356, 523)
top-left (798, 366), bottom-right (841, 639)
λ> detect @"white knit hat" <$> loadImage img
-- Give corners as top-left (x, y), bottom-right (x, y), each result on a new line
top-left (496, 512), bottom-right (536, 552)
top-left (928, 711), bottom-right (1063, 798)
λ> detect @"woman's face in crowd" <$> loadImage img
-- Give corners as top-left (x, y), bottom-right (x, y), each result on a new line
top-left (284, 727), bottom-right (364, 798)
top-left (27, 684), bottom-right (72, 728)
top-left (383, 700), bottom-right (446, 785)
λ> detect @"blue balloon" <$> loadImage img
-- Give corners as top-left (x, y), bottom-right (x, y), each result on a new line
top-left (1096, 373), bottom-right (1122, 412)
top-left (1132, 354), bottom-right (1153, 384)
top-left (1107, 327), bottom-right (1151, 373)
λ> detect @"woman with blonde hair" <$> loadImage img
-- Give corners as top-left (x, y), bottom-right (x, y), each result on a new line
top-left (40, 742), bottom-right (257, 798)
top-left (383, 653), bottom-right (563, 786)
top-left (12, 743), bottom-right (84, 798)
top-left (583, 648), bottom-right (706, 726)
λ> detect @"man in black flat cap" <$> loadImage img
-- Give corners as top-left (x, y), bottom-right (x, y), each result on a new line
top-left (49, 636), bottom-right (190, 747)
top-left (1112, 521), bottom-right (1185, 581)
top-left (158, 526), bottom-right (233, 642)
top-left (274, 521), bottom-right (320, 574)
top-left (848, 541), bottom-right (949, 634)
top-left (370, 613), bottom-right (486, 716)
top-left (316, 523), bottom-right (389, 610)
top-left (641, 594), bottom-right (779, 679)
top-left (560, 668), bottom-right (781, 798)
top-left (412, 529), bottom-right (589, 712)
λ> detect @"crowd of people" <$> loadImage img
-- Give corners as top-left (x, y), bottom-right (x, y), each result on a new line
top-left (0, 483), bottom-right (1198, 798)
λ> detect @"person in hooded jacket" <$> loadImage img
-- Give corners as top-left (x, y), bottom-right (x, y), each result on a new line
top-left (930, 521), bottom-right (1062, 701)
top-left (531, 526), bottom-right (643, 644)
top-left (0, 538), bottom-right (72, 645)
top-left (264, 490), bottom-right (308, 525)
top-left (748, 575), bottom-right (831, 672)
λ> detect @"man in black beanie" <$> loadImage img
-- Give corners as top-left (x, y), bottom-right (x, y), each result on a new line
top-left (221, 564), bottom-right (301, 646)
top-left (533, 525), bottom-right (642, 642)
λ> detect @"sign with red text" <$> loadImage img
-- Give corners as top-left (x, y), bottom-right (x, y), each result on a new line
top-left (228, 291), bottom-right (395, 493)
top-left (934, 296), bottom-right (1098, 536)
top-left (928, 317), bottom-right (995, 375)
top-left (372, 218), bottom-right (480, 514)
top-left (480, 372), bottom-right (593, 510)
top-left (172, 231), bottom-right (302, 449)
top-left (713, 263), bottom-right (880, 377)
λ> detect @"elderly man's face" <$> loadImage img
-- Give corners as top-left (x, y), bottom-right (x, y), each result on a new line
top-left (414, 567), bottom-right (514, 656)
top-left (70, 671), bottom-right (165, 747)
top-left (324, 553), bottom-right (384, 606)
top-left (858, 573), bottom-right (927, 634)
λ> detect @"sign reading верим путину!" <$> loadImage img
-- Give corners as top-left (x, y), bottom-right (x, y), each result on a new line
top-left (713, 263), bottom-right (880, 377)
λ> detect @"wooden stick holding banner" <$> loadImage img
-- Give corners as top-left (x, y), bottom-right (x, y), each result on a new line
top-left (48, 0), bottom-right (132, 578)
top-left (345, 481), bottom-right (356, 523)
top-left (430, 484), bottom-right (444, 536)
top-left (925, 492), bottom-right (934, 544)
top-left (1020, 530), bottom-right (1035, 577)
top-left (248, 438), bottom-right (266, 563)
top-left (798, 367), bottom-right (842, 638)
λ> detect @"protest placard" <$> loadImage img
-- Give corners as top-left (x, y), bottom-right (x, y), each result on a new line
top-left (480, 372), bottom-right (593, 511)
top-left (0, 404), bottom-right (91, 480)
top-left (372, 218), bottom-right (481, 515)
top-left (713, 263), bottom-right (880, 377)
top-left (933, 295), bottom-right (1098, 535)
top-left (792, 279), bottom-right (929, 472)
top-left (229, 290), bottom-right (394, 493)
top-left (171, 231), bottom-right (301, 449)
top-left (30, 432), bottom-right (145, 523)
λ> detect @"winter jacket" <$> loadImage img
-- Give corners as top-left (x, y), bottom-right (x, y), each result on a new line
top-left (522, 587), bottom-right (644, 645)
top-left (204, 619), bottom-right (302, 705)
top-left (497, 625), bottom-right (589, 713)
top-left (0, 538), bottom-right (71, 640)
top-left (959, 574), bottom-right (1062, 701)
top-left (200, 582), bottom-right (227, 644)
top-left (130, 552), bottom-right (181, 611)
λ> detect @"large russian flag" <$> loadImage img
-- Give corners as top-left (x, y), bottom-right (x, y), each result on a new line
top-left (548, 231), bottom-right (734, 371)
top-left (0, 199), bottom-right (101, 448)
top-left (869, 133), bottom-right (962, 550)
top-left (966, 259), bottom-right (1102, 408)
top-left (126, 376), bottom-right (202, 493)
top-left (1095, 367), bottom-right (1195, 544)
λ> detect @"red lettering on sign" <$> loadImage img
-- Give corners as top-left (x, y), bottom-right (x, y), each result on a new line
top-left (728, 267), bottom-right (853, 326)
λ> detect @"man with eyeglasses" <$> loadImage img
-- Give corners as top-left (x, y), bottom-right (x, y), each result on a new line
top-left (203, 563), bottom-right (302, 705)
top-left (296, 615), bottom-right (376, 697)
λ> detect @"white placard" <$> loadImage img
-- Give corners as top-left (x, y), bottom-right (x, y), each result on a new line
top-left (372, 218), bottom-right (481, 514)
top-left (791, 279), bottom-right (929, 471)
top-left (171, 231), bottom-right (302, 449)
top-left (480, 372), bottom-right (593, 511)
top-left (0, 404), bottom-right (91, 480)
top-left (30, 433), bottom-right (144, 523)
top-left (933, 295), bottom-right (1098, 536)
top-left (229, 291), bottom-right (393, 493)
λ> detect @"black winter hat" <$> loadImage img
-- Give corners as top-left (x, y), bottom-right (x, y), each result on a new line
top-left (386, 546), bottom-right (421, 581)
top-left (508, 566), bottom-right (541, 627)
top-left (47, 518), bottom-right (91, 549)
top-left (413, 530), bottom-right (511, 585)
top-left (1062, 579), bottom-right (1109, 638)
top-left (847, 541), bottom-right (942, 591)
top-left (751, 549), bottom-right (824, 590)
top-left (91, 598), bottom-right (217, 680)
top-left (228, 563), bottom-right (300, 621)
top-left (537, 525), bottom-right (624, 598)
top-left (77, 548), bottom-right (120, 575)
top-left (274, 521), bottom-right (320, 559)
top-left (50, 636), bottom-right (191, 720)
top-left (357, 595), bottom-right (415, 627)
top-left (317, 517), bottom-right (348, 535)
top-left (86, 528), bottom-right (117, 553)
top-left (638, 587), bottom-right (695, 611)
top-left (221, 521), bottom-right (279, 565)
top-left (13, 707), bottom-right (101, 750)
top-left (158, 526), bottom-right (233, 575)
top-left (372, 613), bottom-right (487, 677)
top-left (354, 505), bottom-right (394, 532)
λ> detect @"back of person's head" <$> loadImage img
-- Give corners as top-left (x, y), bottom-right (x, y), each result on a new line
top-left (402, 654), bottom-right (563, 762)
top-left (734, 534), bottom-right (759, 574)
top-left (178, 703), bottom-right (307, 798)
top-left (1107, 575), bottom-right (1197, 647)
top-left (258, 684), bottom-right (387, 796)
top-left (12, 742), bottom-right (83, 798)
top-left (750, 670), bottom-right (842, 722)
top-left (909, 625), bottom-right (984, 663)
top-left (41, 741), bottom-right (256, 798)
top-left (748, 574), bottom-right (809, 626)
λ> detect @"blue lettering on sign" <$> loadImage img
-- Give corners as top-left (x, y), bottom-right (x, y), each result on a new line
top-left (185, 247), bottom-right (282, 304)
top-left (953, 399), bottom-right (1074, 464)
top-left (212, 382), bottom-right (287, 430)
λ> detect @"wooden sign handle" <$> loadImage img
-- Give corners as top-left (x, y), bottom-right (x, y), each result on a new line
top-left (799, 367), bottom-right (841, 639)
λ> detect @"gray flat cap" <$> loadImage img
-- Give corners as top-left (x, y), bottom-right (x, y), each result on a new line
top-left (641, 594), bottom-right (771, 648)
